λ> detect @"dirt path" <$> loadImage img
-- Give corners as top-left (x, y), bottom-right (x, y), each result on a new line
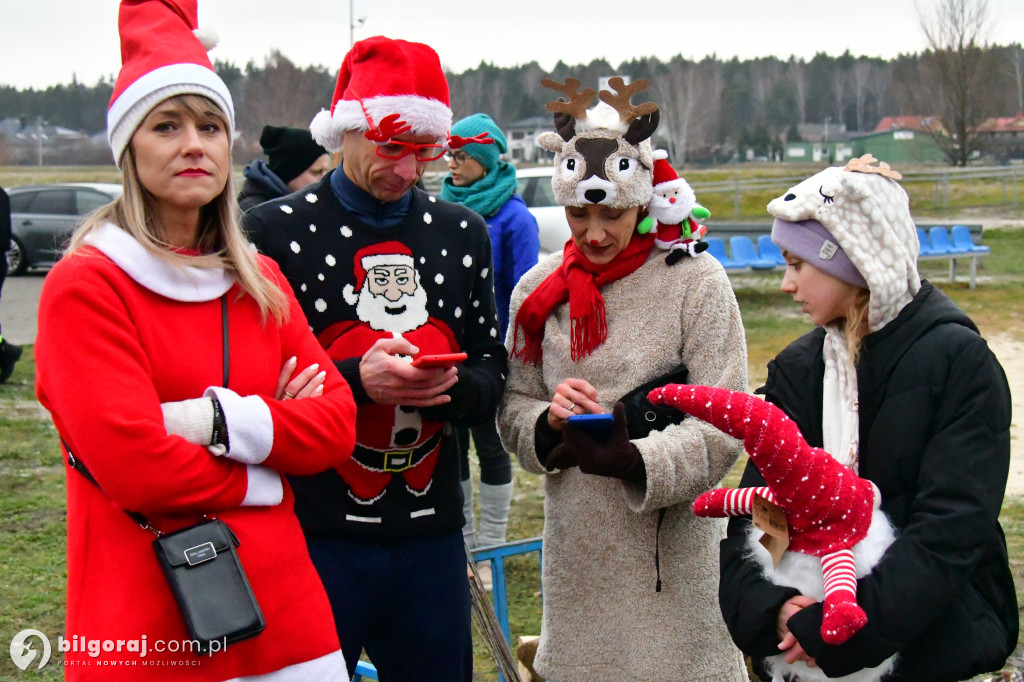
top-left (988, 333), bottom-right (1024, 497)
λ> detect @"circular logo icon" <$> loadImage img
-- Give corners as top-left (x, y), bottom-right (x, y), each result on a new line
top-left (9, 629), bottom-right (51, 671)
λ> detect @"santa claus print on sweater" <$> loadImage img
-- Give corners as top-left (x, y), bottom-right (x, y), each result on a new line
top-left (318, 241), bottom-right (459, 505)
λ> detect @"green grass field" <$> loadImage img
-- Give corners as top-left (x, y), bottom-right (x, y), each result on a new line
top-left (0, 165), bottom-right (1021, 679)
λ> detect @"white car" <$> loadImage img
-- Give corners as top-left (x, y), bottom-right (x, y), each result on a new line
top-left (516, 166), bottom-right (570, 257)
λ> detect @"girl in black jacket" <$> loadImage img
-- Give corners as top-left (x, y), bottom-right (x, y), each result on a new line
top-left (719, 156), bottom-right (1017, 681)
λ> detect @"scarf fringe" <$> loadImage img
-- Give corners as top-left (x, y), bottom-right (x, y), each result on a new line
top-left (570, 306), bottom-right (608, 362)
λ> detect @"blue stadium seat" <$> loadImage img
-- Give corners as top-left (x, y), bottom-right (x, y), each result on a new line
top-left (951, 225), bottom-right (990, 254)
top-left (756, 234), bottom-right (787, 267)
top-left (730, 236), bottom-right (776, 270)
top-left (917, 228), bottom-right (939, 256)
top-left (704, 237), bottom-right (742, 269)
top-left (928, 226), bottom-right (956, 254)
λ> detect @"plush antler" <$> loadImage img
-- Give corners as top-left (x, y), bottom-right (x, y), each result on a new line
top-left (844, 153), bottom-right (902, 180)
top-left (541, 77), bottom-right (596, 120)
top-left (649, 383), bottom-right (877, 645)
top-left (598, 77), bottom-right (658, 124)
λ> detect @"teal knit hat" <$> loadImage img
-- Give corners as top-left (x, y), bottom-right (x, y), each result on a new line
top-left (450, 113), bottom-right (507, 170)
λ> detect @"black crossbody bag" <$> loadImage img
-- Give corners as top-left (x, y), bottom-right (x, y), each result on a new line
top-left (65, 296), bottom-right (265, 654)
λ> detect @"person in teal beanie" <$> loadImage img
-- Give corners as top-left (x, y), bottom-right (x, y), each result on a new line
top-left (441, 113), bottom-right (538, 587)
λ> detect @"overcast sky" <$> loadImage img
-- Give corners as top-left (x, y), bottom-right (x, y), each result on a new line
top-left (3, 0), bottom-right (1023, 91)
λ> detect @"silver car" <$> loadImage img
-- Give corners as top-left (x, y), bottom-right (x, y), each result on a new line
top-left (516, 166), bottom-right (569, 257)
top-left (6, 183), bottom-right (122, 274)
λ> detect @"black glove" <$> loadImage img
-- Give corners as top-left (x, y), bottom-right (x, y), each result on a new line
top-left (550, 402), bottom-right (645, 482)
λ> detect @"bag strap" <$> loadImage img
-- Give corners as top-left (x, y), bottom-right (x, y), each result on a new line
top-left (64, 295), bottom-right (231, 537)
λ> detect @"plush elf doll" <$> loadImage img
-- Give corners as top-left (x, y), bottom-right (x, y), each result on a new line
top-left (649, 383), bottom-right (899, 682)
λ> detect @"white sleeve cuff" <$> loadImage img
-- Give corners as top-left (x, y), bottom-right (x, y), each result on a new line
top-left (204, 386), bottom-right (274, 465)
top-left (242, 465), bottom-right (284, 506)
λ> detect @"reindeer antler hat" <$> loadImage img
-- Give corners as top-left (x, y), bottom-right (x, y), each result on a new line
top-left (536, 76), bottom-right (660, 209)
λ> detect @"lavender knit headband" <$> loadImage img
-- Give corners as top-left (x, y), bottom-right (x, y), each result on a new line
top-left (771, 218), bottom-right (868, 289)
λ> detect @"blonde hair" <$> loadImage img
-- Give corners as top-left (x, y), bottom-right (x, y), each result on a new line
top-left (69, 95), bottom-right (288, 324)
top-left (843, 289), bottom-right (871, 364)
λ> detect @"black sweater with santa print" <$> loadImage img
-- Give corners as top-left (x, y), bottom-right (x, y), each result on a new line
top-left (243, 170), bottom-right (508, 540)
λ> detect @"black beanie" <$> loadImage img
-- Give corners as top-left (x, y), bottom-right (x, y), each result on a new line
top-left (259, 125), bottom-right (329, 184)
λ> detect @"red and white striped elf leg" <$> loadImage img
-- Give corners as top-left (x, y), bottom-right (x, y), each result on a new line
top-left (820, 548), bottom-right (867, 644)
top-left (692, 486), bottom-right (773, 517)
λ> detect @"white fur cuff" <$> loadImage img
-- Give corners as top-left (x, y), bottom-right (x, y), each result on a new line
top-left (204, 387), bottom-right (273, 464)
top-left (241, 465), bottom-right (283, 506)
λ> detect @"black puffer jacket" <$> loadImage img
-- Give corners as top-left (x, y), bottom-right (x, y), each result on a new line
top-left (720, 282), bottom-right (1018, 681)
top-left (237, 160), bottom-right (291, 213)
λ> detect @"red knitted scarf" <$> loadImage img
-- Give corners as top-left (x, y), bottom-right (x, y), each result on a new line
top-left (511, 232), bottom-right (655, 364)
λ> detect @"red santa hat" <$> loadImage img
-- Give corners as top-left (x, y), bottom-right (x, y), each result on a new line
top-left (649, 384), bottom-right (876, 557)
top-left (652, 154), bottom-right (680, 187)
top-left (107, 0), bottom-right (234, 167)
top-left (352, 241), bottom-right (416, 290)
top-left (309, 36), bottom-right (453, 153)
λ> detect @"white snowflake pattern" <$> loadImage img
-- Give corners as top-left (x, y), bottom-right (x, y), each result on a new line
top-left (318, 273), bottom-right (325, 281)
top-left (290, 241), bottom-right (301, 254)
top-left (441, 249), bottom-right (448, 257)
top-left (438, 299), bottom-right (445, 308)
top-left (314, 299), bottom-right (327, 313)
top-left (434, 273), bottom-right (444, 285)
top-left (454, 307), bottom-right (463, 318)
top-left (480, 267), bottom-right (489, 279)
top-left (340, 226), bottom-right (353, 238)
top-left (309, 224), bottom-right (317, 232)
top-left (325, 254), bottom-right (336, 266)
top-left (428, 196), bottom-right (437, 203)
top-left (300, 283), bottom-right (307, 292)
top-left (280, 205), bottom-right (293, 214)
top-left (305, 193), bottom-right (318, 203)
top-left (423, 212), bottom-right (433, 225)
top-left (473, 300), bottom-right (480, 308)
top-left (419, 257), bottom-right (426, 264)
top-left (489, 328), bottom-right (498, 338)
top-left (462, 255), bottom-right (473, 268)
top-left (460, 220), bottom-right (468, 228)
top-left (478, 316), bottom-right (485, 325)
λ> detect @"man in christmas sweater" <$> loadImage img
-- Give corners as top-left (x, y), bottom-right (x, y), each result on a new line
top-left (243, 36), bottom-right (507, 681)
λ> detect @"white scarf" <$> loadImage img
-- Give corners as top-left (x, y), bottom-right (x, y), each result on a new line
top-left (822, 326), bottom-right (860, 471)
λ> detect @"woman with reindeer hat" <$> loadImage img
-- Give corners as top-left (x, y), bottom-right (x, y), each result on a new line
top-left (497, 77), bottom-right (748, 680)
top-left (655, 156), bottom-right (1016, 681)
top-left (34, 1), bottom-right (356, 678)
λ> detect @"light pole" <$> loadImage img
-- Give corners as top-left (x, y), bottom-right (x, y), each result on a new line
top-left (350, 0), bottom-right (365, 49)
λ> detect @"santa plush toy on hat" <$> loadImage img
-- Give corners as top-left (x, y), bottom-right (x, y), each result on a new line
top-left (648, 384), bottom-right (898, 682)
top-left (637, 151), bottom-right (710, 265)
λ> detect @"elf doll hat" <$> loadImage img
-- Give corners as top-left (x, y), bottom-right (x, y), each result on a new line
top-left (107, 0), bottom-right (234, 167)
top-left (310, 36), bottom-right (455, 153)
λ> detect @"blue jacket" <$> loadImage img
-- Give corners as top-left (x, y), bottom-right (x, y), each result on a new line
top-left (487, 194), bottom-right (538, 338)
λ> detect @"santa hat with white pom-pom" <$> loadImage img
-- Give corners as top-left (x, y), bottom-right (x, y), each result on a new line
top-left (107, 0), bottom-right (234, 166)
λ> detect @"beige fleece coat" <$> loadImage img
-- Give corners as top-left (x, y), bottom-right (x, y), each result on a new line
top-left (498, 248), bottom-right (748, 682)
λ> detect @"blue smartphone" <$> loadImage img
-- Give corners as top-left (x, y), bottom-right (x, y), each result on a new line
top-left (567, 413), bottom-right (615, 433)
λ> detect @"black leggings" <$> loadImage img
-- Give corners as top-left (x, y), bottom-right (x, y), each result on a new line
top-left (457, 420), bottom-right (512, 485)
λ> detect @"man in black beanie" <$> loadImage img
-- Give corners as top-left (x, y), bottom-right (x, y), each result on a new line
top-left (238, 125), bottom-right (331, 212)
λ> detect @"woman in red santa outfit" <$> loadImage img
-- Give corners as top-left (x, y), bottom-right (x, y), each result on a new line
top-left (34, 1), bottom-right (355, 680)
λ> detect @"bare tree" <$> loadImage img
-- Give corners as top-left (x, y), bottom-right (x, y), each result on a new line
top-left (787, 59), bottom-right (808, 124)
top-left (919, 0), bottom-right (991, 165)
top-left (239, 51), bottom-right (333, 140)
top-left (654, 58), bottom-right (721, 163)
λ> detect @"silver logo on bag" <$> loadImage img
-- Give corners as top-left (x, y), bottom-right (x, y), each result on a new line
top-left (184, 542), bottom-right (218, 566)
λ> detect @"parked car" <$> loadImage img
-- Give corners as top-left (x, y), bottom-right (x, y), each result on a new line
top-left (516, 166), bottom-right (569, 257)
top-left (6, 183), bottom-right (122, 275)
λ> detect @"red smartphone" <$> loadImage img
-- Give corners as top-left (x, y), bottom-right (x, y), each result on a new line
top-left (410, 352), bottom-right (467, 369)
